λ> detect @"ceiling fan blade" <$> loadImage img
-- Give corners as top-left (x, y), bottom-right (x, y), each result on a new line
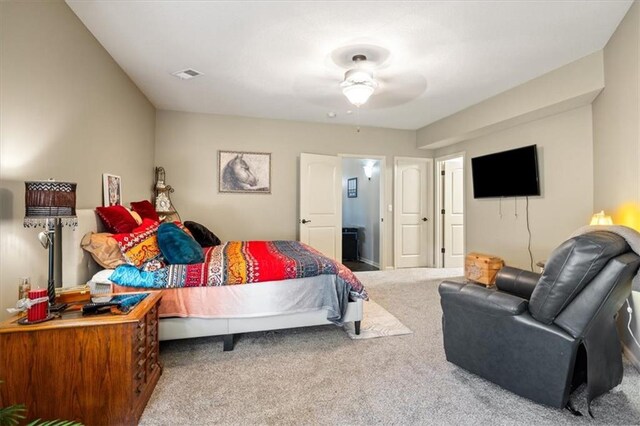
top-left (293, 65), bottom-right (428, 110)
top-left (364, 72), bottom-right (428, 109)
top-left (292, 75), bottom-right (350, 108)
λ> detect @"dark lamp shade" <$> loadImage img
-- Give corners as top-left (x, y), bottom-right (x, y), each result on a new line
top-left (24, 180), bottom-right (78, 228)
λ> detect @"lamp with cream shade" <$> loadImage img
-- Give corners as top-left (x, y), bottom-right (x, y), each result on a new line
top-left (590, 210), bottom-right (613, 226)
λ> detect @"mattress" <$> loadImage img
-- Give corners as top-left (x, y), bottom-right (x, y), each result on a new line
top-left (113, 274), bottom-right (348, 320)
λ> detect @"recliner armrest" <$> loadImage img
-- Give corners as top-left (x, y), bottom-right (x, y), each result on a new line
top-left (495, 267), bottom-right (540, 300)
top-left (439, 281), bottom-right (528, 316)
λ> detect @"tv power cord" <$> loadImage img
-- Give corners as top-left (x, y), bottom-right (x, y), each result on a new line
top-left (625, 299), bottom-right (640, 350)
top-left (525, 196), bottom-right (534, 272)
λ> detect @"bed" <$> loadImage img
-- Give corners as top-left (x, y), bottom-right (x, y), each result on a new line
top-left (62, 209), bottom-right (364, 350)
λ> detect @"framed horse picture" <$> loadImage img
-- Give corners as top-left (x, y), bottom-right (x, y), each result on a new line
top-left (219, 150), bottom-right (271, 194)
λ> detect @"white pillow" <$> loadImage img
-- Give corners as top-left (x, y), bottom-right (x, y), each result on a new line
top-left (89, 269), bottom-right (114, 295)
top-left (90, 269), bottom-right (114, 284)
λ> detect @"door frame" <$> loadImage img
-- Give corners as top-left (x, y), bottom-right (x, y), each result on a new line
top-left (339, 153), bottom-right (386, 269)
top-left (393, 156), bottom-right (434, 268)
top-left (435, 152), bottom-right (466, 268)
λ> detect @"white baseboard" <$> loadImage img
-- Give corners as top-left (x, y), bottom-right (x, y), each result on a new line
top-left (623, 343), bottom-right (640, 373)
top-left (385, 266), bottom-right (395, 270)
top-left (358, 257), bottom-right (380, 269)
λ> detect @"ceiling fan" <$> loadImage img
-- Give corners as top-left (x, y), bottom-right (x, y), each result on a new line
top-left (340, 54), bottom-right (378, 107)
top-left (293, 44), bottom-right (427, 110)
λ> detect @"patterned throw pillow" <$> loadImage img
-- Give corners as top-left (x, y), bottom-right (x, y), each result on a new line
top-left (113, 219), bottom-right (162, 268)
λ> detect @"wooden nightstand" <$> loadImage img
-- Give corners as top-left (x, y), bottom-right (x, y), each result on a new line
top-left (0, 292), bottom-right (162, 425)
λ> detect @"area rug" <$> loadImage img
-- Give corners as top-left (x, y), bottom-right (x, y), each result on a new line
top-left (343, 299), bottom-right (413, 339)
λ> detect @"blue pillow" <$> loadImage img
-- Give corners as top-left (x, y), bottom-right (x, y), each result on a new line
top-left (157, 223), bottom-right (204, 265)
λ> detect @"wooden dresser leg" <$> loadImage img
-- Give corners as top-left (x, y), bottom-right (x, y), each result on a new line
top-left (223, 334), bottom-right (235, 351)
top-left (355, 321), bottom-right (361, 335)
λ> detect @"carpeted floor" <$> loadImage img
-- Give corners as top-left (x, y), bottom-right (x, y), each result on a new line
top-left (140, 268), bottom-right (640, 425)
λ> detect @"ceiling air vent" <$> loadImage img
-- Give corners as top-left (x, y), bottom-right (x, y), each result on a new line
top-left (171, 68), bottom-right (203, 80)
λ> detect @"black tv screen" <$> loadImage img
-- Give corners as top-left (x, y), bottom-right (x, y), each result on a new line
top-left (471, 145), bottom-right (540, 198)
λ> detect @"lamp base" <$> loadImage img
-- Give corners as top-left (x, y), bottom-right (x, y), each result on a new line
top-left (49, 302), bottom-right (68, 313)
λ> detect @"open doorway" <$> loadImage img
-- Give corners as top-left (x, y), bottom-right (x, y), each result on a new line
top-left (341, 156), bottom-right (384, 271)
top-left (436, 154), bottom-right (465, 268)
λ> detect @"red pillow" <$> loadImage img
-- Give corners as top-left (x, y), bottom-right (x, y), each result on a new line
top-left (130, 200), bottom-right (160, 222)
top-left (95, 205), bottom-right (139, 234)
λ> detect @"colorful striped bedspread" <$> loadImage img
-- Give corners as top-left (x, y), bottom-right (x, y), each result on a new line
top-left (110, 240), bottom-right (368, 300)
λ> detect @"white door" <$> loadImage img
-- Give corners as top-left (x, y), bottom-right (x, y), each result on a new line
top-left (299, 153), bottom-right (342, 261)
top-left (394, 158), bottom-right (432, 268)
top-left (443, 158), bottom-right (465, 267)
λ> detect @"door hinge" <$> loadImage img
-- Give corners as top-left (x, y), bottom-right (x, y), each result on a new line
top-left (381, 218), bottom-right (384, 222)
top-left (441, 248), bottom-right (445, 254)
top-left (441, 170), bottom-right (445, 176)
top-left (441, 209), bottom-right (445, 214)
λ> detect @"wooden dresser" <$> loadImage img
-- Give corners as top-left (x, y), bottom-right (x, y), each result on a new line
top-left (0, 292), bottom-right (162, 425)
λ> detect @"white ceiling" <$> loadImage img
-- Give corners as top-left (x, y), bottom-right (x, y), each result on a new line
top-left (67, 1), bottom-right (632, 130)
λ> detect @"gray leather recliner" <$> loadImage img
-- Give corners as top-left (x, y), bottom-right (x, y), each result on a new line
top-left (439, 231), bottom-right (640, 411)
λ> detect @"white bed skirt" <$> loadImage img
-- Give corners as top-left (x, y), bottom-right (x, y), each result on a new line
top-left (159, 298), bottom-right (363, 341)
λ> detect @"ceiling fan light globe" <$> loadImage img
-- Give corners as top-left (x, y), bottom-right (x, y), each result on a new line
top-left (344, 68), bottom-right (375, 84)
top-left (342, 83), bottom-right (375, 107)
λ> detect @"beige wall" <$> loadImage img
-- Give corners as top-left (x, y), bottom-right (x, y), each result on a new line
top-left (593, 1), bottom-right (640, 228)
top-left (434, 106), bottom-right (594, 269)
top-left (155, 110), bottom-right (430, 269)
top-left (419, 49), bottom-right (605, 270)
top-left (0, 1), bottom-right (156, 318)
top-left (417, 52), bottom-right (604, 149)
top-left (592, 1), bottom-right (640, 368)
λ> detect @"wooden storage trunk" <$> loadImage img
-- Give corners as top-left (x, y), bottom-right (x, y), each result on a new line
top-left (465, 252), bottom-right (505, 286)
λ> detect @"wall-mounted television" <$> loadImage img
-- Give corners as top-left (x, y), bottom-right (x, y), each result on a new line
top-left (471, 145), bottom-right (540, 198)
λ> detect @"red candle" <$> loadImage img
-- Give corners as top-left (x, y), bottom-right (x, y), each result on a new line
top-left (28, 289), bottom-right (48, 322)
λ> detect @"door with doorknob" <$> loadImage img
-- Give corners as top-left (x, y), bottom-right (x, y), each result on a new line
top-left (394, 158), bottom-right (432, 268)
top-left (299, 153), bottom-right (342, 261)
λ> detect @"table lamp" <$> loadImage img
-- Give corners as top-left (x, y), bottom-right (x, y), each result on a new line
top-left (24, 180), bottom-right (77, 312)
top-left (590, 210), bottom-right (613, 226)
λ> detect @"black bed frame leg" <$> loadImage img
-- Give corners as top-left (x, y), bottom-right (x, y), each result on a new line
top-left (223, 334), bottom-right (235, 351)
top-left (355, 321), bottom-right (361, 335)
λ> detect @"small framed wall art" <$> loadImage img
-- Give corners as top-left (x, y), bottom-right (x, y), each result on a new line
top-left (347, 177), bottom-right (357, 198)
top-left (219, 151), bottom-right (271, 193)
top-left (102, 173), bottom-right (122, 206)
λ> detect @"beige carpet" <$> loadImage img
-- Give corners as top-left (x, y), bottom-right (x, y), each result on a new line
top-left (343, 299), bottom-right (413, 339)
top-left (140, 268), bottom-right (640, 425)
top-left (342, 267), bottom-right (463, 339)
top-left (354, 266), bottom-right (464, 286)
